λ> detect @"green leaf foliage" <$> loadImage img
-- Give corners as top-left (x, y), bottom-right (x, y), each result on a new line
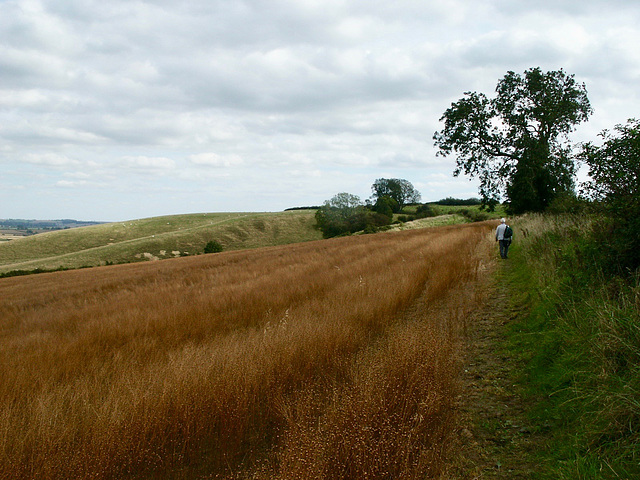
top-left (505, 214), bottom-right (640, 478)
top-left (315, 192), bottom-right (393, 238)
top-left (434, 67), bottom-right (592, 213)
top-left (204, 240), bottom-right (223, 254)
top-left (371, 178), bottom-right (421, 208)
top-left (580, 118), bottom-right (640, 273)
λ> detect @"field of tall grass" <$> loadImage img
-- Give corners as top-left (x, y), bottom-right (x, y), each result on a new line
top-left (0, 222), bottom-right (495, 479)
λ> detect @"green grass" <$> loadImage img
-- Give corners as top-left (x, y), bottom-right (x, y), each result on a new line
top-left (0, 211), bottom-right (322, 273)
top-left (388, 214), bottom-right (468, 231)
top-left (501, 214), bottom-right (640, 479)
top-left (403, 203), bottom-right (506, 216)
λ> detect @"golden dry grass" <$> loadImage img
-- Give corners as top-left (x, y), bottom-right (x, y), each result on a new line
top-left (0, 222), bottom-right (495, 479)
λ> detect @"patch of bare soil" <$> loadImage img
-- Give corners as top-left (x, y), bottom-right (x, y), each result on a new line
top-left (443, 263), bottom-right (548, 479)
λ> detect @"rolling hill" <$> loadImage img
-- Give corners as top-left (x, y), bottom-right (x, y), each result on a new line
top-left (0, 210), bottom-right (322, 274)
top-left (0, 203), bottom-right (505, 276)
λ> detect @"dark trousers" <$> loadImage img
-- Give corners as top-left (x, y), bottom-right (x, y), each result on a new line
top-left (499, 239), bottom-right (511, 259)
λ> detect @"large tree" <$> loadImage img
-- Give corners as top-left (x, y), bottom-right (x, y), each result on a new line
top-left (433, 67), bottom-right (592, 213)
top-left (371, 178), bottom-right (421, 210)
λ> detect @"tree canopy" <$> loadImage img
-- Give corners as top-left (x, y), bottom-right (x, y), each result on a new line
top-left (580, 119), bottom-right (640, 206)
top-left (321, 192), bottom-right (363, 219)
top-left (315, 193), bottom-right (368, 238)
top-left (434, 67), bottom-right (592, 213)
top-left (371, 178), bottom-right (421, 209)
top-left (580, 118), bottom-right (640, 272)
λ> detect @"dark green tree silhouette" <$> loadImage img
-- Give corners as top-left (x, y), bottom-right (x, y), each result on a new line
top-left (371, 178), bottom-right (421, 210)
top-left (434, 67), bottom-right (592, 213)
top-left (580, 118), bottom-right (640, 272)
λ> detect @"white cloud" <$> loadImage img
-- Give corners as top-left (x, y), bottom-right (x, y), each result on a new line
top-left (1, 0), bottom-right (639, 220)
top-left (188, 153), bottom-right (244, 167)
top-left (119, 156), bottom-right (176, 171)
top-left (23, 153), bottom-right (81, 167)
top-left (56, 179), bottom-right (87, 188)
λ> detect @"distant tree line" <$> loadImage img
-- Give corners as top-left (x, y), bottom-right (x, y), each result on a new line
top-left (434, 197), bottom-right (482, 206)
top-left (284, 206), bottom-right (322, 211)
top-left (0, 219), bottom-right (103, 231)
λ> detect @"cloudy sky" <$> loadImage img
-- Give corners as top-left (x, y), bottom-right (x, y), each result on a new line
top-left (1, 0), bottom-right (639, 221)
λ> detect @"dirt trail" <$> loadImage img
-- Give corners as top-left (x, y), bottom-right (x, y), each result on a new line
top-left (444, 262), bottom-right (547, 479)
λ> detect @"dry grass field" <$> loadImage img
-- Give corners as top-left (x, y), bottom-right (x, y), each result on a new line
top-left (0, 222), bottom-right (495, 479)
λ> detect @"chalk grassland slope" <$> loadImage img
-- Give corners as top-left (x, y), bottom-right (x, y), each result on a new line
top-left (0, 210), bottom-right (321, 273)
top-left (389, 214), bottom-right (467, 231)
top-left (0, 222), bottom-right (495, 479)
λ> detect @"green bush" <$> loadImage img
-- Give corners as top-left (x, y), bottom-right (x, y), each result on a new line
top-left (373, 195), bottom-right (399, 216)
top-left (458, 208), bottom-right (490, 222)
top-left (316, 207), bottom-right (392, 238)
top-left (415, 204), bottom-right (437, 218)
top-left (580, 118), bottom-right (640, 275)
top-left (545, 192), bottom-right (588, 215)
top-left (204, 240), bottom-right (224, 254)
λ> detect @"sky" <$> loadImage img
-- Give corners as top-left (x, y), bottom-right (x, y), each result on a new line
top-left (1, 0), bottom-right (639, 222)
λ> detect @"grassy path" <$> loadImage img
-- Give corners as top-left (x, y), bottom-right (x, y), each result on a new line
top-left (445, 261), bottom-right (550, 478)
top-left (446, 214), bottom-right (640, 479)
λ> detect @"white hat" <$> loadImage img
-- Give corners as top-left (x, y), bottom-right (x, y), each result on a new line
top-left (501, 218), bottom-right (506, 223)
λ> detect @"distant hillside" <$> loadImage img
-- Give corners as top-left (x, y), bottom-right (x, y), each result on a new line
top-left (0, 218), bottom-right (105, 242)
top-left (0, 218), bottom-right (104, 230)
top-left (0, 211), bottom-right (322, 274)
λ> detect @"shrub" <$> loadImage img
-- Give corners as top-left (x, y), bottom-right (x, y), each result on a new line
top-left (372, 196), bottom-right (397, 218)
top-left (315, 193), bottom-right (366, 238)
top-left (459, 208), bottom-right (490, 222)
top-left (580, 118), bottom-right (640, 274)
top-left (415, 204), bottom-right (437, 218)
top-left (204, 240), bottom-right (223, 254)
top-left (545, 192), bottom-right (588, 215)
top-left (317, 205), bottom-right (392, 238)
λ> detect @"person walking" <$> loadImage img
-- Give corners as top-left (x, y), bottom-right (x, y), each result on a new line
top-left (495, 218), bottom-right (512, 259)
